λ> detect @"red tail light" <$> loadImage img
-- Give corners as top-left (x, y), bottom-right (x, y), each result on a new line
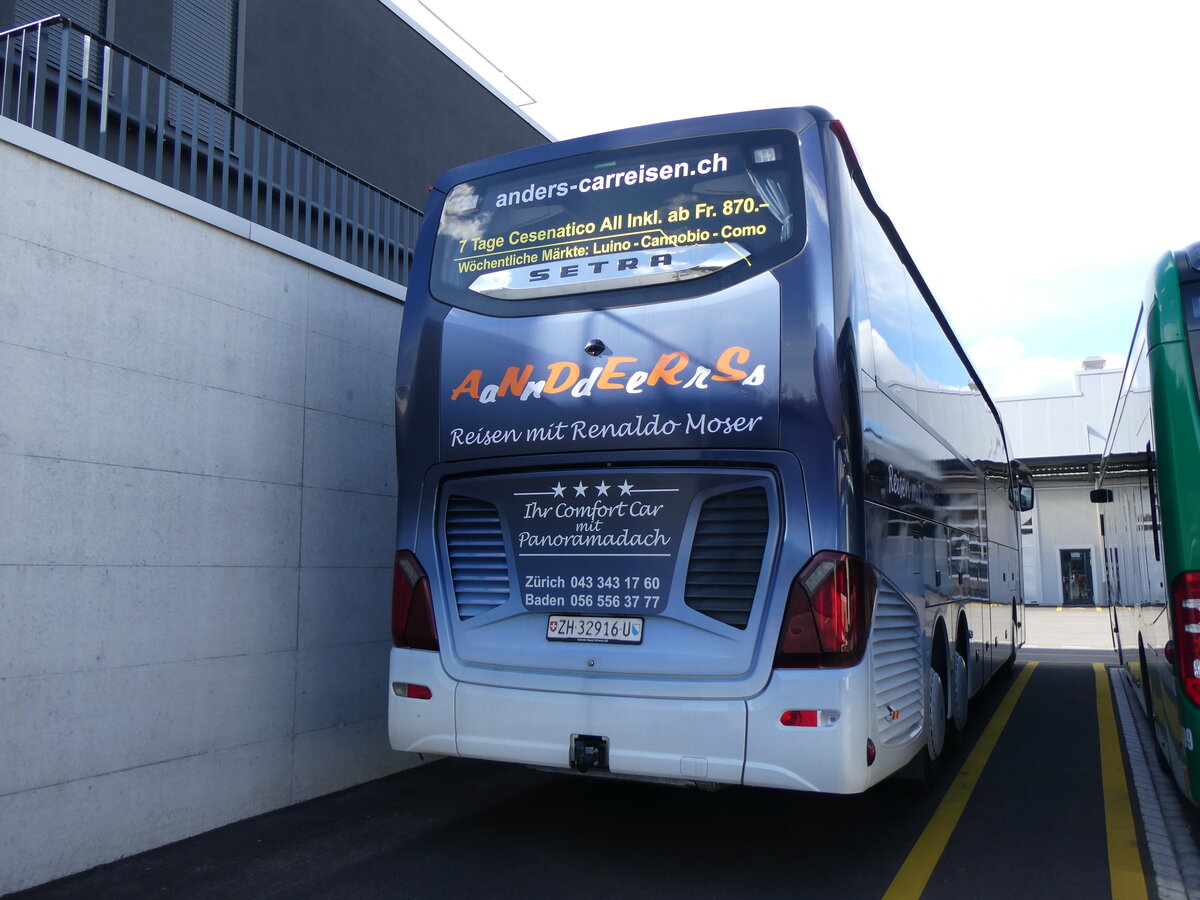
top-left (774, 551), bottom-right (877, 669)
top-left (1171, 571), bottom-right (1200, 706)
top-left (392, 550), bottom-right (439, 651)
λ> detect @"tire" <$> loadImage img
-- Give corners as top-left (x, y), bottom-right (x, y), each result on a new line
top-left (1138, 639), bottom-right (1153, 718)
top-left (927, 666), bottom-right (946, 762)
top-left (950, 648), bottom-right (969, 735)
top-left (897, 664), bottom-right (946, 791)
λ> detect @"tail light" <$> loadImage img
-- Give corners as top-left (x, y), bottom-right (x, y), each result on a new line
top-left (1171, 571), bottom-right (1200, 706)
top-left (392, 550), bottom-right (439, 651)
top-left (774, 551), bottom-right (877, 669)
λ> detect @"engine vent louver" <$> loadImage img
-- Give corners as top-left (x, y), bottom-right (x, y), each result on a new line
top-left (445, 496), bottom-right (511, 619)
top-left (872, 585), bottom-right (923, 745)
top-left (683, 487), bottom-right (769, 629)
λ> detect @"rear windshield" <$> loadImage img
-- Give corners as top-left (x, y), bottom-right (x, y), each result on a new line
top-left (430, 129), bottom-right (805, 306)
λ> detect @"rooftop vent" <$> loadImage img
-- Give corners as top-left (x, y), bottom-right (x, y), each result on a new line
top-left (1082, 357), bottom-right (1106, 370)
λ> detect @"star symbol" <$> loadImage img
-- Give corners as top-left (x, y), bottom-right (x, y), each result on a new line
top-left (551, 482), bottom-right (566, 497)
top-left (618, 480), bottom-right (634, 495)
top-left (573, 481), bottom-right (588, 497)
top-left (595, 481), bottom-right (610, 497)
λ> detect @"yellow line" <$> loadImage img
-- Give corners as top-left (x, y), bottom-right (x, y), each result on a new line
top-left (883, 661), bottom-right (1038, 900)
top-left (1093, 663), bottom-right (1149, 900)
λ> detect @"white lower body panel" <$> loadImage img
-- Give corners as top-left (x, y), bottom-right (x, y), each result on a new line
top-left (388, 648), bottom-right (921, 794)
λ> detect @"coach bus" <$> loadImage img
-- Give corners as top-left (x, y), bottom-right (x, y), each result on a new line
top-left (388, 107), bottom-right (1033, 793)
top-left (1093, 243), bottom-right (1200, 806)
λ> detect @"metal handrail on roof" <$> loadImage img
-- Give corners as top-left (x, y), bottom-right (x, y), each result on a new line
top-left (0, 15), bottom-right (422, 286)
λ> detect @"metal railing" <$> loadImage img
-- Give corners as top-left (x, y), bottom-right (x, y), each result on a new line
top-left (0, 15), bottom-right (421, 286)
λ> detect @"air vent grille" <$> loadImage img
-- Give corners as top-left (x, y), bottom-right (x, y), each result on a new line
top-left (683, 487), bottom-right (769, 629)
top-left (872, 586), bottom-right (923, 745)
top-left (445, 496), bottom-right (510, 619)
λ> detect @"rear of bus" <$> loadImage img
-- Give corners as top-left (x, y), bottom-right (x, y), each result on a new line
top-left (389, 107), bottom-right (923, 793)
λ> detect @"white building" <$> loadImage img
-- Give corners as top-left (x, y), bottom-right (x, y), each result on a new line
top-left (997, 359), bottom-right (1131, 606)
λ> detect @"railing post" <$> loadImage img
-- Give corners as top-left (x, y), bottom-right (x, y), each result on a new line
top-left (116, 53), bottom-right (130, 166)
top-left (54, 25), bottom-right (69, 140)
top-left (30, 20), bottom-right (45, 132)
top-left (136, 59), bottom-right (148, 175)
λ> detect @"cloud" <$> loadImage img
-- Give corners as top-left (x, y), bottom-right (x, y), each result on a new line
top-left (967, 334), bottom-right (1124, 398)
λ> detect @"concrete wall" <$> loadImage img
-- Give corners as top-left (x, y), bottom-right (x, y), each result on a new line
top-left (0, 123), bottom-right (414, 893)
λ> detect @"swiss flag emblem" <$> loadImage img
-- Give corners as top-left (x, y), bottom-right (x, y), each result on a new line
top-left (548, 620), bottom-right (559, 633)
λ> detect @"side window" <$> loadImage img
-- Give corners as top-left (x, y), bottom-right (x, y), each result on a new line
top-left (853, 182), bottom-right (1005, 470)
top-left (904, 285), bottom-right (997, 462)
top-left (853, 192), bottom-right (915, 393)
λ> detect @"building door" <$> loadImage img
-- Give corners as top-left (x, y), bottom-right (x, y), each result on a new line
top-left (1059, 549), bottom-right (1094, 606)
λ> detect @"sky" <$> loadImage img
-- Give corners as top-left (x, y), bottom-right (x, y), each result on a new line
top-left (391, 0), bottom-right (1200, 398)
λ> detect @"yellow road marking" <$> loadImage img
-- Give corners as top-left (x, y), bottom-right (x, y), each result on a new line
top-left (1094, 663), bottom-right (1149, 900)
top-left (883, 662), bottom-right (1038, 900)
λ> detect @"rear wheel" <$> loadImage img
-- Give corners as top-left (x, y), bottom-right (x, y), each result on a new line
top-left (928, 666), bottom-right (946, 761)
top-left (950, 647), bottom-right (969, 736)
top-left (1139, 638), bottom-right (1154, 717)
top-left (897, 663), bottom-right (945, 791)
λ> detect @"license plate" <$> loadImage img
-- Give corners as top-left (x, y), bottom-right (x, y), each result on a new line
top-left (546, 615), bottom-right (643, 644)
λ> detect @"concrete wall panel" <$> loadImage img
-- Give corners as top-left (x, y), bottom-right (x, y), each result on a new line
top-left (0, 565), bottom-right (300, 678)
top-left (1, 653), bottom-right (296, 796)
top-left (302, 409), bottom-right (396, 495)
top-left (298, 567), bottom-right (390, 649)
top-left (0, 131), bottom-right (411, 892)
top-left (0, 235), bottom-right (308, 405)
top-left (294, 642), bottom-right (391, 734)
top-left (0, 341), bottom-right (305, 482)
top-left (299, 487), bottom-right (395, 570)
top-left (291, 718), bottom-right (418, 804)
top-left (1, 455), bottom-right (302, 567)
top-left (0, 738), bottom-right (294, 893)
top-left (304, 330), bottom-right (396, 424)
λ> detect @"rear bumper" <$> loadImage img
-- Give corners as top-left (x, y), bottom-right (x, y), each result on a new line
top-left (388, 648), bottom-right (914, 793)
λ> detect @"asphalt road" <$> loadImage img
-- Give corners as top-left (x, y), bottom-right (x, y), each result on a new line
top-left (18, 646), bottom-right (1195, 900)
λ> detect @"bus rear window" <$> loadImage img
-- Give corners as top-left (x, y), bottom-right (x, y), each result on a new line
top-left (430, 130), bottom-right (805, 306)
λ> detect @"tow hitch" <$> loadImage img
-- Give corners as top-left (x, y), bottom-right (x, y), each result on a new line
top-left (570, 734), bottom-right (608, 773)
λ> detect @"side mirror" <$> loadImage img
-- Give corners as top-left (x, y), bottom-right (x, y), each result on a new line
top-left (1010, 459), bottom-right (1034, 512)
top-left (1090, 488), bottom-right (1113, 504)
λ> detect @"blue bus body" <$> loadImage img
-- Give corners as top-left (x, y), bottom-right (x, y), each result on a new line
top-left (389, 107), bottom-right (1028, 793)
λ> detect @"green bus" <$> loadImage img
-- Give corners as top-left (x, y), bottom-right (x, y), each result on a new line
top-left (1094, 242), bottom-right (1200, 805)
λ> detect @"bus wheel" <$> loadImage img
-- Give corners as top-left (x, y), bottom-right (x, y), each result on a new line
top-left (1138, 638), bottom-right (1153, 718)
top-left (950, 648), bottom-right (969, 735)
top-left (927, 666), bottom-right (946, 763)
top-left (897, 664), bottom-right (946, 791)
